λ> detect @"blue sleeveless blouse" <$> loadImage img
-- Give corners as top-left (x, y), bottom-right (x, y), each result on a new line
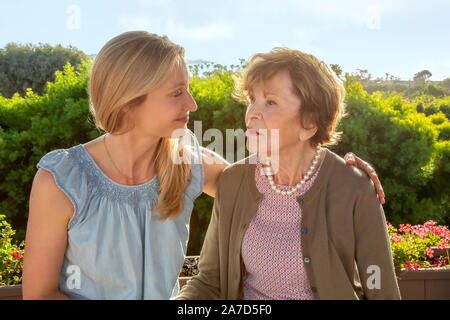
top-left (35, 130), bottom-right (204, 299)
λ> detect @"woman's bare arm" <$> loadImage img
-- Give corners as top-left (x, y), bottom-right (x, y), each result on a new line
top-left (22, 168), bottom-right (73, 300)
top-left (201, 147), bottom-right (229, 198)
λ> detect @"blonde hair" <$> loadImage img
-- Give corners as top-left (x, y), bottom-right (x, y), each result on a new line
top-left (233, 47), bottom-right (347, 148)
top-left (88, 31), bottom-right (192, 221)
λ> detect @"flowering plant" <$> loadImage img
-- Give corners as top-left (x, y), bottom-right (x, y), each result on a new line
top-left (0, 215), bottom-right (25, 286)
top-left (387, 220), bottom-right (450, 271)
top-left (180, 256), bottom-right (199, 277)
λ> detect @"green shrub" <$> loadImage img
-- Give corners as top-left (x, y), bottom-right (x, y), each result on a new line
top-left (0, 60), bottom-right (99, 240)
top-left (329, 76), bottom-right (448, 227)
top-left (0, 43), bottom-right (88, 98)
top-left (0, 60), bottom-right (448, 255)
top-left (0, 214), bottom-right (24, 286)
top-left (186, 63), bottom-right (247, 254)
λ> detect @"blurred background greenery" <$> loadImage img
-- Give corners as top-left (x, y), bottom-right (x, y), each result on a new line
top-left (0, 43), bottom-right (448, 254)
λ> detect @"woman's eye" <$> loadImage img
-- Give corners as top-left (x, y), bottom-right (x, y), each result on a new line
top-left (174, 89), bottom-right (183, 97)
top-left (268, 100), bottom-right (277, 105)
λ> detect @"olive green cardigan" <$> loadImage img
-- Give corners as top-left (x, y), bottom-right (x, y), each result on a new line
top-left (177, 148), bottom-right (401, 300)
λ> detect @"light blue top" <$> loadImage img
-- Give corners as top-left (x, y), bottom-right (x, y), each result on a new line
top-left (35, 130), bottom-right (204, 300)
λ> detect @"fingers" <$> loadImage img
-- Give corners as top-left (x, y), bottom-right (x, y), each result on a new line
top-left (344, 152), bottom-right (356, 165)
top-left (370, 173), bottom-right (385, 205)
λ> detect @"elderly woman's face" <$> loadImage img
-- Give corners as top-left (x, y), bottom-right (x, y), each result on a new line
top-left (245, 69), bottom-right (314, 157)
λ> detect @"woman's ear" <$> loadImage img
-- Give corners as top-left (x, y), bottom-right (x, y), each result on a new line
top-left (298, 121), bottom-right (318, 142)
top-left (298, 112), bottom-right (318, 142)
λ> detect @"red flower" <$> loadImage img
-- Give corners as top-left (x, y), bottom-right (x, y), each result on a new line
top-left (405, 261), bottom-right (419, 271)
top-left (391, 233), bottom-right (403, 244)
top-left (11, 252), bottom-right (22, 260)
top-left (425, 247), bottom-right (434, 258)
top-left (437, 238), bottom-right (449, 249)
top-left (399, 224), bottom-right (412, 233)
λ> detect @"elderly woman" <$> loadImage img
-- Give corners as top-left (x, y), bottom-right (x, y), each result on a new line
top-left (177, 48), bottom-right (400, 300)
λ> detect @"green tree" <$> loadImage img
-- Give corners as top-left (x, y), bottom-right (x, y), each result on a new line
top-left (330, 64), bottom-right (343, 77)
top-left (0, 43), bottom-right (87, 98)
top-left (413, 70), bottom-right (432, 84)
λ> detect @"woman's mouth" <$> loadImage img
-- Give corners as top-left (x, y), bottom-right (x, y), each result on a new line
top-left (176, 116), bottom-right (189, 123)
top-left (245, 129), bottom-right (260, 136)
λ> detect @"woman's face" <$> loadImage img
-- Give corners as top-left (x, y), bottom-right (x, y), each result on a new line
top-left (129, 63), bottom-right (198, 139)
top-left (245, 69), bottom-right (316, 158)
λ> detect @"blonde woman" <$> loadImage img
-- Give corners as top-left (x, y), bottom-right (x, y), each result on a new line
top-left (177, 48), bottom-right (400, 300)
top-left (22, 32), bottom-right (384, 300)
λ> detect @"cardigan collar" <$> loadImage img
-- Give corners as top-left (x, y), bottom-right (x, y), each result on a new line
top-left (243, 147), bottom-right (335, 204)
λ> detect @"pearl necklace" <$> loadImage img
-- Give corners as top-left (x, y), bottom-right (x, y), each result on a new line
top-left (262, 146), bottom-right (322, 196)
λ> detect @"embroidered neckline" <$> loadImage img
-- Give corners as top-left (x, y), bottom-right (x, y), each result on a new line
top-left (76, 144), bottom-right (159, 191)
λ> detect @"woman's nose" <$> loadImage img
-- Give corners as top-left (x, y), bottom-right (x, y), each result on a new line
top-left (185, 92), bottom-right (198, 112)
top-left (246, 103), bottom-right (262, 120)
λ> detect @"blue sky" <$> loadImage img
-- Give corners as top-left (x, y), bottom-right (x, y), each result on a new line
top-left (1, 0), bottom-right (449, 80)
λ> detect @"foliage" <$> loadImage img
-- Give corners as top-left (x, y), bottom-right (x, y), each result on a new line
top-left (186, 62), bottom-right (248, 254)
top-left (0, 43), bottom-right (88, 98)
top-left (179, 256), bottom-right (199, 277)
top-left (0, 215), bottom-right (24, 286)
top-left (387, 220), bottom-right (449, 270)
top-left (0, 60), bottom-right (99, 240)
top-left (330, 76), bottom-right (449, 227)
top-left (0, 59), bottom-right (448, 255)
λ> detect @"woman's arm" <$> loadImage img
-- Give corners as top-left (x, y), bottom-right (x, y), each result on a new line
top-left (22, 168), bottom-right (72, 300)
top-left (353, 178), bottom-right (401, 299)
top-left (200, 146), bottom-right (229, 198)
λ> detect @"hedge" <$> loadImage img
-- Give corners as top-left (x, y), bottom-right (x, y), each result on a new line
top-left (0, 60), bottom-right (448, 254)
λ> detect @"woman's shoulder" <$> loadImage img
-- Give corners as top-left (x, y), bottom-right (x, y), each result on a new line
top-left (325, 148), bottom-right (376, 194)
top-left (214, 153), bottom-right (257, 198)
top-left (34, 144), bottom-right (87, 225)
top-left (36, 144), bottom-right (84, 170)
top-left (221, 153), bottom-right (257, 179)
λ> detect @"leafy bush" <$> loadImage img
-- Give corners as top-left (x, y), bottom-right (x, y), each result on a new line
top-left (186, 63), bottom-right (247, 254)
top-left (423, 84), bottom-right (446, 98)
top-left (0, 43), bottom-right (88, 98)
top-left (0, 60), bottom-right (98, 240)
top-left (0, 215), bottom-right (24, 286)
top-left (330, 76), bottom-right (449, 227)
top-left (413, 95), bottom-right (450, 121)
top-left (0, 60), bottom-right (448, 255)
top-left (388, 220), bottom-right (449, 270)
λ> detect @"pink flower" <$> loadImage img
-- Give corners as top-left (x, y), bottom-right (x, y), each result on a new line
top-left (405, 261), bottom-right (420, 271)
top-left (425, 247), bottom-right (434, 258)
top-left (11, 252), bottom-right (22, 260)
top-left (424, 220), bottom-right (437, 229)
top-left (411, 225), bottom-right (427, 239)
top-left (399, 224), bottom-right (412, 233)
top-left (437, 238), bottom-right (449, 249)
top-left (433, 226), bottom-right (450, 239)
top-left (391, 233), bottom-right (403, 244)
